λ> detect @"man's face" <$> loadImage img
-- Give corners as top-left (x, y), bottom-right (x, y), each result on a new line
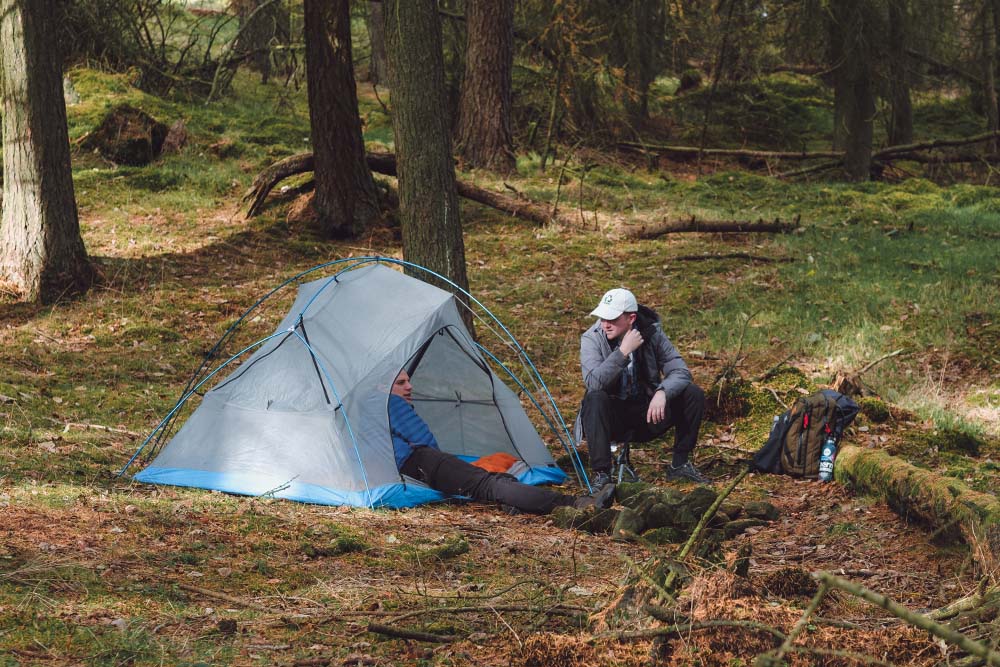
top-left (391, 370), bottom-right (413, 403)
top-left (600, 312), bottom-right (636, 341)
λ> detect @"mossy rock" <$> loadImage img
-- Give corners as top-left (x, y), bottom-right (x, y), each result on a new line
top-left (744, 501), bottom-right (779, 521)
top-left (720, 502), bottom-right (744, 520)
top-left (611, 506), bottom-right (646, 539)
top-left (616, 481), bottom-right (650, 505)
top-left (722, 518), bottom-right (768, 539)
top-left (642, 526), bottom-right (687, 545)
top-left (82, 104), bottom-right (168, 166)
top-left (858, 396), bottom-right (891, 423)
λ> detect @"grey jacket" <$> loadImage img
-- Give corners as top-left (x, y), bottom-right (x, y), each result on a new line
top-left (579, 305), bottom-right (693, 401)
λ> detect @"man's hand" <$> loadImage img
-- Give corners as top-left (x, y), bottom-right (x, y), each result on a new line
top-left (647, 389), bottom-right (666, 424)
top-left (619, 328), bottom-right (644, 356)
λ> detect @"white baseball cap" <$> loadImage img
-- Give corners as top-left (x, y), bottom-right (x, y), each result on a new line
top-left (590, 288), bottom-right (638, 320)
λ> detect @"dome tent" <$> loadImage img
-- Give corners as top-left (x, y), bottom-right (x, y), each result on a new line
top-left (122, 258), bottom-right (586, 508)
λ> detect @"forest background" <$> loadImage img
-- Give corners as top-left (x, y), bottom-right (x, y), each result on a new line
top-left (1, 0), bottom-right (1000, 665)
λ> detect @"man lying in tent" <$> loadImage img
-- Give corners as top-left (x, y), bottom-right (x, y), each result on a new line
top-left (579, 288), bottom-right (709, 487)
top-left (390, 370), bottom-right (615, 514)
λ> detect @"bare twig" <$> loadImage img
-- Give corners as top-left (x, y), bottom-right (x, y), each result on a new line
top-left (857, 348), bottom-right (907, 376)
top-left (814, 572), bottom-right (1000, 666)
top-left (177, 583), bottom-right (269, 611)
top-left (367, 622), bottom-right (457, 643)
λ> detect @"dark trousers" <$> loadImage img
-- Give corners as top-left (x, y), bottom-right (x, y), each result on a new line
top-left (580, 384), bottom-right (705, 473)
top-left (400, 446), bottom-right (574, 515)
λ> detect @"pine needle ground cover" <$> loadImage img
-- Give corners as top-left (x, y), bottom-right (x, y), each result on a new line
top-left (1, 68), bottom-right (998, 665)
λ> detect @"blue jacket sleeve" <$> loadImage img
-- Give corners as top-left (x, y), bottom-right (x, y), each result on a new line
top-left (388, 395), bottom-right (440, 469)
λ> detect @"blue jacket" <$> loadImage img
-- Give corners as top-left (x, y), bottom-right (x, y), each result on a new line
top-left (388, 394), bottom-right (440, 469)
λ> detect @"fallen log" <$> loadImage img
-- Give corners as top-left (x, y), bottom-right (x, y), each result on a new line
top-left (835, 445), bottom-right (1000, 573)
top-left (242, 151), bottom-right (563, 226)
top-left (617, 142), bottom-right (842, 161)
top-left (621, 215), bottom-right (799, 240)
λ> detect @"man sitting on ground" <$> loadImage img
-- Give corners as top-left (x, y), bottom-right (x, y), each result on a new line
top-left (390, 370), bottom-right (615, 514)
top-left (579, 288), bottom-right (708, 487)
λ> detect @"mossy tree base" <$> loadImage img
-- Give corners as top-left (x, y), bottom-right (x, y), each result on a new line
top-left (836, 445), bottom-right (1000, 572)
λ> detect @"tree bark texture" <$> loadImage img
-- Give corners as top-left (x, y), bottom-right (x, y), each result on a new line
top-left (0, 0), bottom-right (93, 303)
top-left (303, 0), bottom-right (380, 238)
top-left (827, 0), bottom-right (877, 181)
top-left (886, 0), bottom-right (913, 146)
top-left (982, 1), bottom-right (999, 152)
top-left (621, 0), bottom-right (663, 120)
top-left (384, 0), bottom-right (470, 296)
top-left (364, 1), bottom-right (388, 85)
top-left (835, 445), bottom-right (1000, 574)
top-left (453, 0), bottom-right (515, 174)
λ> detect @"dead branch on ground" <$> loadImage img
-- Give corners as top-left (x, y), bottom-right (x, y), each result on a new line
top-left (622, 215), bottom-right (798, 240)
top-left (242, 151), bottom-right (567, 226)
top-left (367, 622), bottom-right (458, 643)
top-left (814, 572), bottom-right (1000, 666)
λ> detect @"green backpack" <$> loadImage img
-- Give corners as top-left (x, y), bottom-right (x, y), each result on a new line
top-left (752, 389), bottom-right (860, 478)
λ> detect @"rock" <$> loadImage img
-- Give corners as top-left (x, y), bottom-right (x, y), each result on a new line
top-left (642, 526), bottom-right (686, 545)
top-left (720, 502), bottom-right (744, 520)
top-left (161, 120), bottom-right (189, 154)
top-left (732, 542), bottom-right (752, 577)
top-left (722, 518), bottom-right (768, 539)
top-left (744, 501), bottom-right (779, 521)
top-left (615, 481), bottom-right (650, 505)
top-left (552, 506), bottom-right (618, 534)
top-left (217, 619), bottom-right (237, 635)
top-left (63, 77), bottom-right (80, 105)
top-left (611, 506), bottom-right (646, 540)
top-left (83, 104), bottom-right (168, 166)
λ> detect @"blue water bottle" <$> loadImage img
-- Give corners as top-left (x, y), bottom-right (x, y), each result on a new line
top-left (818, 436), bottom-right (837, 482)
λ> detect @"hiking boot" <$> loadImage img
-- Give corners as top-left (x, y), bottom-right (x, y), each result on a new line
top-left (572, 482), bottom-right (616, 510)
top-left (590, 470), bottom-right (613, 489)
top-left (666, 461), bottom-right (710, 484)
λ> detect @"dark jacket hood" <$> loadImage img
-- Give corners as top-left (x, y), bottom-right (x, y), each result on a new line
top-left (635, 304), bottom-right (661, 340)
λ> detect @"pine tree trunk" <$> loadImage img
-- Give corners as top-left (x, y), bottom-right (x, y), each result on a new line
top-left (453, 0), bottom-right (516, 174)
top-left (623, 0), bottom-right (663, 121)
top-left (365, 1), bottom-right (388, 85)
top-left (384, 0), bottom-right (470, 299)
top-left (983, 1), bottom-right (999, 153)
top-left (827, 0), bottom-right (875, 181)
top-left (0, 0), bottom-right (93, 303)
top-left (303, 0), bottom-right (380, 238)
top-left (887, 0), bottom-right (913, 146)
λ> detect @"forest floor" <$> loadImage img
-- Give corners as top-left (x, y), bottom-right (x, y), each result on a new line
top-left (3, 71), bottom-right (1000, 665)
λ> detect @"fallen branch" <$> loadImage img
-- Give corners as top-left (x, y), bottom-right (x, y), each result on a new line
top-left (835, 445), bottom-right (1000, 572)
top-left (177, 583), bottom-right (269, 611)
top-left (673, 252), bottom-right (792, 263)
top-left (814, 572), bottom-right (1000, 666)
top-left (367, 622), bottom-right (458, 643)
top-left (60, 421), bottom-right (141, 438)
top-left (618, 142), bottom-right (842, 161)
top-left (872, 131), bottom-right (1000, 160)
top-left (242, 151), bottom-right (564, 226)
top-left (594, 618), bottom-right (786, 642)
top-left (622, 215), bottom-right (798, 240)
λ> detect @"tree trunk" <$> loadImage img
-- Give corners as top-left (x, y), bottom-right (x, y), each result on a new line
top-left (384, 0), bottom-right (470, 299)
top-left (886, 0), bottom-right (913, 146)
top-left (0, 0), bottom-right (94, 303)
top-left (365, 1), bottom-right (388, 85)
top-left (303, 0), bottom-right (380, 238)
top-left (983, 1), bottom-right (999, 153)
top-left (836, 445), bottom-right (1000, 574)
top-left (827, 0), bottom-right (875, 180)
top-left (453, 0), bottom-right (516, 174)
top-left (623, 0), bottom-right (664, 121)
